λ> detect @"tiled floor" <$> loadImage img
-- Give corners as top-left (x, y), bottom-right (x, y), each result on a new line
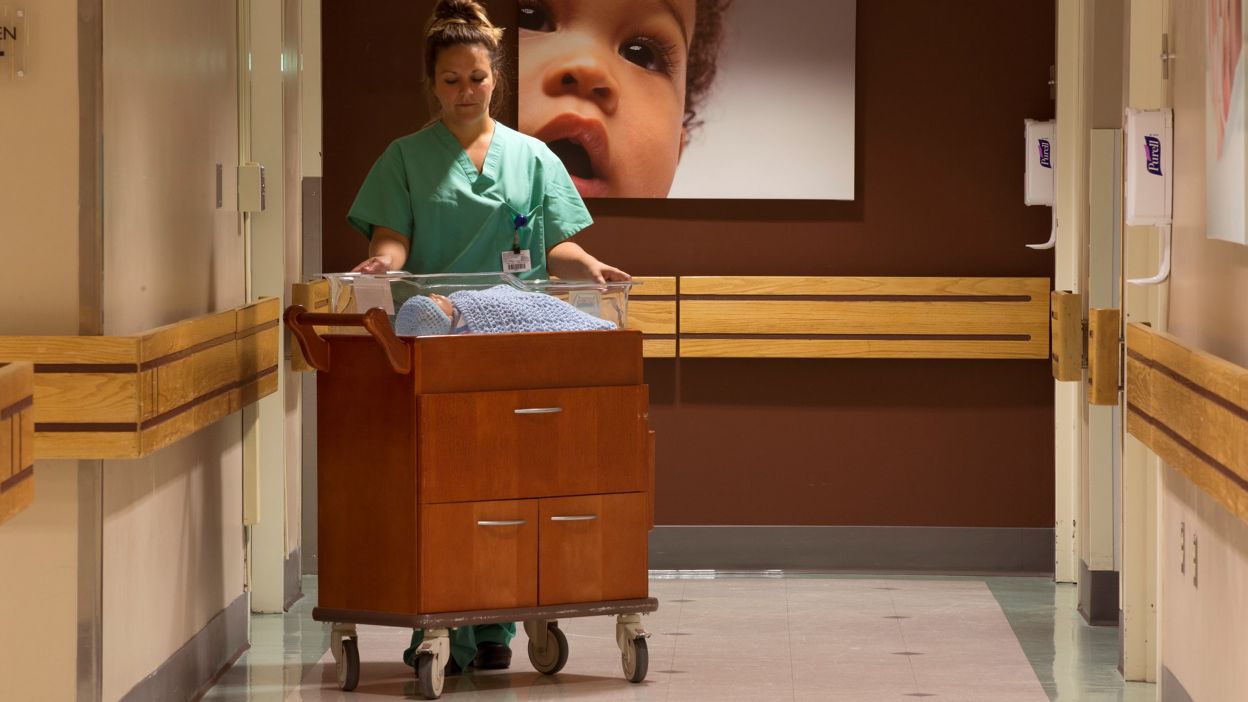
top-left (202, 574), bottom-right (1156, 702)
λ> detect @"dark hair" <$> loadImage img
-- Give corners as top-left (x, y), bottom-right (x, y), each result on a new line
top-left (685, 0), bottom-right (732, 133)
top-left (424, 0), bottom-right (508, 113)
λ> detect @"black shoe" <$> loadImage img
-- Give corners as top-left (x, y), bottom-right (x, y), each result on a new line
top-left (473, 641), bottom-right (512, 670)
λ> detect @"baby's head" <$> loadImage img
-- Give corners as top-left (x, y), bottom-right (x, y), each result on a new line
top-left (518, 0), bottom-right (731, 197)
top-left (395, 294), bottom-right (455, 336)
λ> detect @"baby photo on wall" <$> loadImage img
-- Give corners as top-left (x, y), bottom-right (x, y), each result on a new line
top-left (1206, 0), bottom-right (1247, 244)
top-left (517, 0), bottom-right (857, 200)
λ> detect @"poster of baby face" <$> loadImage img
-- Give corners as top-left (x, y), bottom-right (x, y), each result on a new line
top-left (1206, 0), bottom-right (1248, 244)
top-left (517, 0), bottom-right (857, 200)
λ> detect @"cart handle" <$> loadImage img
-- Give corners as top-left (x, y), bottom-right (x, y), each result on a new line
top-left (283, 305), bottom-right (412, 375)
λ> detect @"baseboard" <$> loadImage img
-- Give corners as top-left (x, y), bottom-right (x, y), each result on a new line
top-left (649, 525), bottom-right (1054, 574)
top-left (284, 547), bottom-right (303, 610)
top-left (119, 592), bottom-right (249, 702)
top-left (1161, 666), bottom-right (1195, 702)
top-left (1077, 560), bottom-right (1119, 626)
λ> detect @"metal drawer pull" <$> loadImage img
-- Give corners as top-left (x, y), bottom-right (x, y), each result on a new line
top-left (550, 515), bottom-right (598, 522)
top-left (514, 407), bottom-right (563, 415)
top-left (477, 520), bottom-right (527, 527)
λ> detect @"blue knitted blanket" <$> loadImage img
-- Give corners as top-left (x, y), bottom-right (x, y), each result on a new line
top-left (395, 285), bottom-right (617, 336)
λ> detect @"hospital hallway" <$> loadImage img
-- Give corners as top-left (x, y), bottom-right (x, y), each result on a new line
top-left (202, 574), bottom-right (1156, 701)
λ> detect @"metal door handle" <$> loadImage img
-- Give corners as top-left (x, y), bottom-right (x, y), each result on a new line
top-left (514, 407), bottom-right (562, 415)
top-left (550, 515), bottom-right (598, 522)
top-left (477, 520), bottom-right (527, 527)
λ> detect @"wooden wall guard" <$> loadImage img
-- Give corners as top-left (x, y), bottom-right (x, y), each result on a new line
top-left (628, 276), bottom-right (676, 359)
top-left (0, 299), bottom-right (281, 460)
top-left (0, 362), bottom-right (35, 526)
top-left (1088, 308), bottom-right (1122, 405)
top-left (678, 277), bottom-right (1051, 359)
top-left (1126, 323), bottom-right (1248, 524)
top-left (1050, 291), bottom-right (1083, 381)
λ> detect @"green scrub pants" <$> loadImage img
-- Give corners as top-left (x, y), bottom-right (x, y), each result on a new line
top-left (403, 624), bottom-right (516, 670)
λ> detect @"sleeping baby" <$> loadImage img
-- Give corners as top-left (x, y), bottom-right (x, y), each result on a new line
top-left (394, 284), bottom-right (617, 337)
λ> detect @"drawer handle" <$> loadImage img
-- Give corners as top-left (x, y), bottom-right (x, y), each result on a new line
top-left (514, 407), bottom-right (563, 415)
top-left (477, 520), bottom-right (527, 527)
top-left (550, 515), bottom-right (598, 522)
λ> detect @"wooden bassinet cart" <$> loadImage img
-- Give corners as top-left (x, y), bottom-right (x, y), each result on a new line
top-left (286, 307), bottom-right (657, 699)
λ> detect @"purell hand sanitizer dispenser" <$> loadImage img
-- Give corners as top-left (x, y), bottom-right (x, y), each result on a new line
top-left (1124, 108), bottom-right (1173, 225)
top-left (1124, 108), bottom-right (1173, 284)
top-left (1025, 120), bottom-right (1056, 206)
top-left (1024, 120), bottom-right (1056, 249)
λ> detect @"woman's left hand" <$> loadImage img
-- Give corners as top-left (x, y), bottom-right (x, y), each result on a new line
top-left (586, 261), bottom-right (632, 284)
top-left (548, 241), bottom-right (631, 283)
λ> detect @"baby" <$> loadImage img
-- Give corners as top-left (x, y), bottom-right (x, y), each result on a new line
top-left (395, 284), bottom-right (617, 336)
top-left (518, 0), bottom-right (731, 197)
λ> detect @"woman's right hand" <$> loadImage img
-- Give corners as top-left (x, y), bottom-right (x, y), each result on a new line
top-left (351, 255), bottom-right (394, 274)
top-left (353, 228), bottom-right (410, 274)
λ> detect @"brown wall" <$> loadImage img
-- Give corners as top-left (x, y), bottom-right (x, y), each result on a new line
top-left (324, 0), bottom-right (1057, 527)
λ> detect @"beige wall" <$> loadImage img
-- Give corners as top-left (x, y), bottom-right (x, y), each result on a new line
top-left (0, 2), bottom-right (84, 700)
top-left (0, 0), bottom-right (80, 335)
top-left (0, 460), bottom-right (80, 701)
top-left (99, 0), bottom-right (245, 699)
top-left (1159, 0), bottom-right (1248, 698)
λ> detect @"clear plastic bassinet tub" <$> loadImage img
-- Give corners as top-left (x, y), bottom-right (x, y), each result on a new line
top-left (319, 272), bottom-right (639, 335)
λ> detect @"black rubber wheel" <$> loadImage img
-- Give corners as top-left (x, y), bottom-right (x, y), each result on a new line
top-left (527, 622), bottom-right (569, 675)
top-left (339, 638), bottom-right (360, 692)
top-left (416, 653), bottom-right (444, 699)
top-left (622, 636), bottom-right (648, 683)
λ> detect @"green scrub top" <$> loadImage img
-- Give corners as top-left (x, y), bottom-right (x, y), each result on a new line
top-left (347, 120), bottom-right (592, 280)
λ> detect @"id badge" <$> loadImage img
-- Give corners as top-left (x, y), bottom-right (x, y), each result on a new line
top-left (501, 249), bottom-right (532, 274)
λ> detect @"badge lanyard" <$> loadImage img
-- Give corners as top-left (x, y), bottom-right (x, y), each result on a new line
top-left (501, 212), bottom-right (533, 274)
top-left (512, 213), bottom-right (527, 254)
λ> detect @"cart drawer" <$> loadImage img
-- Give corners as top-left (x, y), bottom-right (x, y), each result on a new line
top-left (538, 493), bottom-right (649, 606)
top-left (419, 500), bottom-right (538, 613)
top-left (418, 386), bottom-right (648, 504)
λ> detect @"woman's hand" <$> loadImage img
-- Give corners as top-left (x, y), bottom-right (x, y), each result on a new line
top-left (351, 255), bottom-right (394, 274)
top-left (585, 260), bottom-right (631, 284)
top-left (352, 227), bottom-right (410, 274)
top-left (547, 241), bottom-right (631, 283)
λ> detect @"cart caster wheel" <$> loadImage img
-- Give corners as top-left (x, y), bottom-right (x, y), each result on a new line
top-left (337, 638), bottom-right (360, 692)
top-left (416, 652), bottom-right (444, 699)
top-left (621, 636), bottom-right (648, 683)
top-left (527, 622), bottom-right (569, 675)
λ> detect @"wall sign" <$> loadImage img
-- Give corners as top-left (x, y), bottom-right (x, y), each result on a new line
top-left (0, 6), bottom-right (28, 80)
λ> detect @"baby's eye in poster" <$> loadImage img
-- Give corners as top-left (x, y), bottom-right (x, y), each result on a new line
top-left (518, 0), bottom-right (857, 200)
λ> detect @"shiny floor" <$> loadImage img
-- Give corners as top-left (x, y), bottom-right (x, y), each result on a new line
top-left (202, 575), bottom-right (1156, 702)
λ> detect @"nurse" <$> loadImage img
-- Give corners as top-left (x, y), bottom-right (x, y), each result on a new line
top-left (344, 0), bottom-right (630, 677)
top-left (348, 0), bottom-right (629, 285)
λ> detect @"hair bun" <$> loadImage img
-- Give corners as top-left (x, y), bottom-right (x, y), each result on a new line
top-left (433, 0), bottom-right (492, 28)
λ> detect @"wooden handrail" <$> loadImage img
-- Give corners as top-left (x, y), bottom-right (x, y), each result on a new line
top-left (678, 276), bottom-right (1051, 359)
top-left (1126, 323), bottom-right (1248, 525)
top-left (0, 299), bottom-right (281, 460)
